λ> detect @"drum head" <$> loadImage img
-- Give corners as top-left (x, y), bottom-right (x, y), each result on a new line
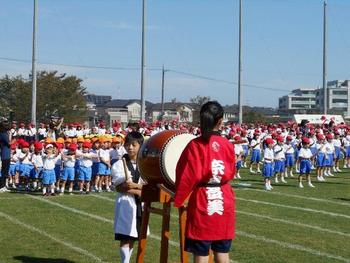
top-left (160, 133), bottom-right (196, 186)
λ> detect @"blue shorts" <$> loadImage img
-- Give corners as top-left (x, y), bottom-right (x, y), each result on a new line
top-left (19, 164), bottom-right (34, 177)
top-left (346, 146), bottom-right (350, 158)
top-left (9, 164), bottom-right (17, 176)
top-left (185, 238), bottom-right (232, 256)
top-left (316, 153), bottom-right (326, 167)
top-left (250, 149), bottom-right (261, 163)
top-left (54, 165), bottom-right (62, 179)
top-left (242, 145), bottom-right (249, 157)
top-left (285, 153), bottom-right (294, 167)
top-left (98, 162), bottom-right (110, 176)
top-left (263, 162), bottom-right (274, 178)
top-left (334, 147), bottom-right (341, 160)
top-left (92, 162), bottom-right (99, 176)
top-left (78, 166), bottom-right (92, 182)
top-left (274, 160), bottom-right (285, 173)
top-left (300, 159), bottom-right (311, 174)
top-left (325, 154), bottom-right (334, 167)
top-left (310, 147), bottom-right (317, 156)
top-left (30, 167), bottom-right (42, 179)
top-left (42, 169), bottom-right (56, 185)
top-left (61, 167), bottom-right (75, 181)
top-left (294, 149), bottom-right (299, 159)
top-left (236, 160), bottom-right (242, 169)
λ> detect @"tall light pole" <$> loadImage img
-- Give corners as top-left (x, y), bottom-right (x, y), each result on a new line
top-left (161, 65), bottom-right (165, 119)
top-left (31, 0), bottom-right (38, 125)
top-left (140, 0), bottom-right (147, 121)
top-left (322, 0), bottom-right (327, 115)
top-left (238, 0), bottom-right (243, 124)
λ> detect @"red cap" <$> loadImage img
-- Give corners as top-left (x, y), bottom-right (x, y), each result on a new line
top-left (286, 135), bottom-right (293, 141)
top-left (276, 136), bottom-right (284, 142)
top-left (326, 133), bottom-right (333, 140)
top-left (21, 141), bottom-right (30, 148)
top-left (265, 138), bottom-right (274, 145)
top-left (317, 134), bottom-right (325, 140)
top-left (33, 141), bottom-right (43, 151)
top-left (82, 141), bottom-right (92, 149)
top-left (234, 135), bottom-right (241, 141)
top-left (10, 143), bottom-right (17, 150)
top-left (302, 137), bottom-right (310, 144)
top-left (68, 143), bottom-right (77, 151)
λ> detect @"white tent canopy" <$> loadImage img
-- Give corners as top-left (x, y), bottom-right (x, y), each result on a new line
top-left (293, 114), bottom-right (344, 124)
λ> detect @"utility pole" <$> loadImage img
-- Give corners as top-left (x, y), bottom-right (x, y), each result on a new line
top-left (140, 0), bottom-right (147, 121)
top-left (161, 65), bottom-right (165, 119)
top-left (322, 0), bottom-right (327, 115)
top-left (31, 0), bottom-right (38, 125)
top-left (238, 0), bottom-right (243, 124)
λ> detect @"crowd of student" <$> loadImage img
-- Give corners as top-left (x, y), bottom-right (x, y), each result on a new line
top-left (0, 117), bottom-right (348, 194)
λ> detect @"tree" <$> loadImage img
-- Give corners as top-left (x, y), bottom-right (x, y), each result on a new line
top-left (190, 95), bottom-right (211, 106)
top-left (0, 71), bottom-right (87, 123)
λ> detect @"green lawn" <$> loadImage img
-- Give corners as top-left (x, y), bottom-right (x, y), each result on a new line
top-left (0, 167), bottom-right (349, 263)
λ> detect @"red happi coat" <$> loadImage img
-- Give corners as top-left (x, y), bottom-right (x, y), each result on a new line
top-left (174, 134), bottom-right (236, 240)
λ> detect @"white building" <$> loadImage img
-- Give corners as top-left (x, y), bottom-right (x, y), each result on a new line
top-left (316, 80), bottom-right (350, 116)
top-left (279, 88), bottom-right (317, 114)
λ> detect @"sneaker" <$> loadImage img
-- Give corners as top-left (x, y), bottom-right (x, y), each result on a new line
top-left (308, 182), bottom-right (315, 188)
top-left (333, 167), bottom-right (337, 173)
top-left (290, 171), bottom-right (294, 177)
top-left (336, 167), bottom-right (342, 172)
top-left (284, 172), bottom-right (288, 178)
top-left (257, 169), bottom-right (262, 174)
top-left (269, 184), bottom-right (273, 190)
top-left (281, 178), bottom-right (287, 184)
top-left (0, 187), bottom-right (10, 193)
top-left (320, 176), bottom-right (326, 181)
top-left (311, 165), bottom-right (315, 170)
top-left (265, 185), bottom-right (271, 191)
top-left (328, 172), bottom-right (334, 177)
top-left (295, 169), bottom-right (300, 173)
top-left (236, 173), bottom-right (241, 179)
top-left (324, 171), bottom-right (329, 177)
top-left (249, 168), bottom-right (256, 174)
top-left (275, 178), bottom-right (279, 183)
top-left (299, 182), bottom-right (304, 188)
top-left (107, 188), bottom-right (111, 192)
top-left (317, 176), bottom-right (322, 181)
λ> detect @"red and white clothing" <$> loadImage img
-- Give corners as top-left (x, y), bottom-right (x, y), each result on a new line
top-left (174, 134), bottom-right (236, 241)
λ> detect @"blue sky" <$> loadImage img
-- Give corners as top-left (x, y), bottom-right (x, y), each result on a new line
top-left (1, 0), bottom-right (350, 108)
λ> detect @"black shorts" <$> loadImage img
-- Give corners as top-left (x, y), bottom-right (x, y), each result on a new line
top-left (185, 238), bottom-right (232, 256)
top-left (115, 233), bottom-right (138, 241)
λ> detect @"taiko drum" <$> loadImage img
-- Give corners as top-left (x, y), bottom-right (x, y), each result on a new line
top-left (138, 130), bottom-right (196, 192)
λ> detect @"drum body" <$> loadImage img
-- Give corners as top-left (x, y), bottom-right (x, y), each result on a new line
top-left (138, 130), bottom-right (196, 192)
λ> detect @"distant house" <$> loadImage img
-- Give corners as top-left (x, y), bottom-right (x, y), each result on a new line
top-left (149, 102), bottom-right (195, 123)
top-left (101, 99), bottom-right (154, 127)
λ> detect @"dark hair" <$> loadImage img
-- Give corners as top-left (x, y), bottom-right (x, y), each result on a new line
top-left (200, 101), bottom-right (224, 140)
top-left (125, 131), bottom-right (144, 146)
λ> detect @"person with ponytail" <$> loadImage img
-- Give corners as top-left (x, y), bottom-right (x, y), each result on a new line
top-left (174, 101), bottom-right (236, 263)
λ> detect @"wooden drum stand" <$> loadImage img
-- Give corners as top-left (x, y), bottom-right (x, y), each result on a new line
top-left (136, 184), bottom-right (214, 263)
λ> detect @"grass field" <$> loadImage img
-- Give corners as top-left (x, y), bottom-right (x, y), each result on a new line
top-left (0, 167), bottom-right (349, 263)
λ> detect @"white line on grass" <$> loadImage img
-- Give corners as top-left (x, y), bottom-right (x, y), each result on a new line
top-left (27, 195), bottom-right (179, 247)
top-left (0, 211), bottom-right (106, 263)
top-left (242, 188), bottom-right (350, 207)
top-left (28, 195), bottom-right (349, 262)
top-left (90, 194), bottom-right (350, 237)
top-left (236, 210), bottom-right (350, 238)
top-left (237, 230), bottom-right (350, 263)
top-left (236, 197), bottom-right (350, 219)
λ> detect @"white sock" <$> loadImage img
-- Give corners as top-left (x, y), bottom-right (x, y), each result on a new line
top-left (43, 187), bottom-right (47, 194)
top-left (51, 187), bottom-right (55, 194)
top-left (33, 182), bottom-right (37, 188)
top-left (120, 247), bottom-right (130, 263)
top-left (129, 247), bottom-right (134, 258)
top-left (69, 188), bottom-right (73, 193)
top-left (61, 187), bottom-right (65, 193)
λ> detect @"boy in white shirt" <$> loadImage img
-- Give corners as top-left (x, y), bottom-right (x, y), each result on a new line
top-left (298, 137), bottom-right (314, 188)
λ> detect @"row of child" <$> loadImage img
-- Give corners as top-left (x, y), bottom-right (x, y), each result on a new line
top-left (4, 136), bottom-right (127, 196)
top-left (232, 129), bottom-right (347, 190)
